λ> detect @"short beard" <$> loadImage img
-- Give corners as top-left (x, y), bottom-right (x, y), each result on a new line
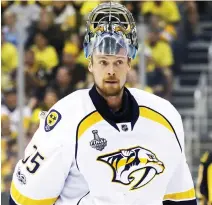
top-left (95, 83), bottom-right (125, 97)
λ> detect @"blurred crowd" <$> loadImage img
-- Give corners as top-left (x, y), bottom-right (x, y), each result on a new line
top-left (1, 0), bottom-right (199, 193)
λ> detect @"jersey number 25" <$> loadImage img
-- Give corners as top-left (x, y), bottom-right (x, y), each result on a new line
top-left (22, 145), bottom-right (44, 174)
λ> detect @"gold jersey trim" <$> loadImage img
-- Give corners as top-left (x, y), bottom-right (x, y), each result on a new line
top-left (77, 106), bottom-right (175, 138)
top-left (77, 111), bottom-right (103, 139)
top-left (139, 107), bottom-right (174, 133)
top-left (76, 106), bottom-right (181, 151)
top-left (11, 181), bottom-right (57, 205)
top-left (163, 188), bottom-right (196, 201)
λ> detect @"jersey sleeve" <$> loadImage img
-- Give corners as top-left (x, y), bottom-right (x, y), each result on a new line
top-left (163, 154), bottom-right (197, 205)
top-left (163, 105), bottom-right (197, 205)
top-left (9, 105), bottom-right (75, 205)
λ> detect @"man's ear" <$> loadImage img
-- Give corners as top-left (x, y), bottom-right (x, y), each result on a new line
top-left (88, 60), bottom-right (93, 73)
top-left (127, 58), bottom-right (132, 71)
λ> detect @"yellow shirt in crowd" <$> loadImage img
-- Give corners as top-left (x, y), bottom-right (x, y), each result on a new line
top-left (1, 42), bottom-right (18, 74)
top-left (30, 108), bottom-right (42, 124)
top-left (146, 40), bottom-right (174, 71)
top-left (80, 1), bottom-right (100, 16)
top-left (31, 45), bottom-right (58, 72)
top-left (141, 1), bottom-right (181, 24)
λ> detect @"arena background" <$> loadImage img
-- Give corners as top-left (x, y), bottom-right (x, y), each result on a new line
top-left (1, 1), bottom-right (212, 204)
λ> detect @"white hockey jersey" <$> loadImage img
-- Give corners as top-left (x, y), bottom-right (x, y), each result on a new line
top-left (10, 86), bottom-right (196, 205)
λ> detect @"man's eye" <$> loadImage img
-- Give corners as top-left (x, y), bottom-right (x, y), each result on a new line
top-left (100, 60), bottom-right (107, 66)
top-left (116, 60), bottom-right (123, 65)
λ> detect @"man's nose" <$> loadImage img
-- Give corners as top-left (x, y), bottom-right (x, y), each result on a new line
top-left (107, 64), bottom-right (115, 76)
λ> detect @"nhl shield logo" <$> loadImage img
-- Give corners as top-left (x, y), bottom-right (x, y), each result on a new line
top-left (90, 130), bottom-right (107, 151)
top-left (121, 124), bottom-right (128, 132)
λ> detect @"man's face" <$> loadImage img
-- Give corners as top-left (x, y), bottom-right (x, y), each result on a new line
top-left (25, 50), bottom-right (35, 66)
top-left (148, 31), bottom-right (159, 45)
top-left (56, 67), bottom-right (71, 86)
top-left (39, 10), bottom-right (52, 29)
top-left (34, 33), bottom-right (47, 49)
top-left (89, 54), bottom-right (131, 97)
top-left (62, 53), bottom-right (75, 67)
top-left (4, 12), bottom-right (16, 27)
top-left (5, 93), bottom-right (17, 109)
top-left (44, 92), bottom-right (58, 109)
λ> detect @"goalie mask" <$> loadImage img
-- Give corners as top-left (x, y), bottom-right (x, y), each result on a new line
top-left (83, 2), bottom-right (138, 59)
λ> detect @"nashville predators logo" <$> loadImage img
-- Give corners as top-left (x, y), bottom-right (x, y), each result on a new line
top-left (44, 109), bottom-right (62, 132)
top-left (97, 146), bottom-right (165, 190)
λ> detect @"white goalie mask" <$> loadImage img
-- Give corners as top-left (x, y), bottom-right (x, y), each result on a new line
top-left (83, 2), bottom-right (138, 59)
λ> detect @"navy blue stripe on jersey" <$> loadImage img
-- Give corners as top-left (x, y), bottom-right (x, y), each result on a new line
top-left (163, 199), bottom-right (197, 205)
top-left (77, 191), bottom-right (90, 205)
top-left (9, 195), bottom-right (18, 205)
top-left (139, 106), bottom-right (182, 152)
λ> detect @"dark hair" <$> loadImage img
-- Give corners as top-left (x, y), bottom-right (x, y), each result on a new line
top-left (57, 66), bottom-right (72, 77)
top-left (3, 87), bottom-right (16, 95)
top-left (44, 88), bottom-right (58, 98)
top-left (35, 31), bottom-right (49, 42)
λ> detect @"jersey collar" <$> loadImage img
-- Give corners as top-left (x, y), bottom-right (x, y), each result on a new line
top-left (89, 85), bottom-right (139, 131)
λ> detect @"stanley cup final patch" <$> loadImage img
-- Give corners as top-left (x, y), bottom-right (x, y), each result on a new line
top-left (44, 109), bottom-right (62, 132)
top-left (90, 130), bottom-right (107, 151)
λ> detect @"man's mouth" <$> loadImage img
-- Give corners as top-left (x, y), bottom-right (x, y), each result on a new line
top-left (104, 80), bottom-right (118, 84)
